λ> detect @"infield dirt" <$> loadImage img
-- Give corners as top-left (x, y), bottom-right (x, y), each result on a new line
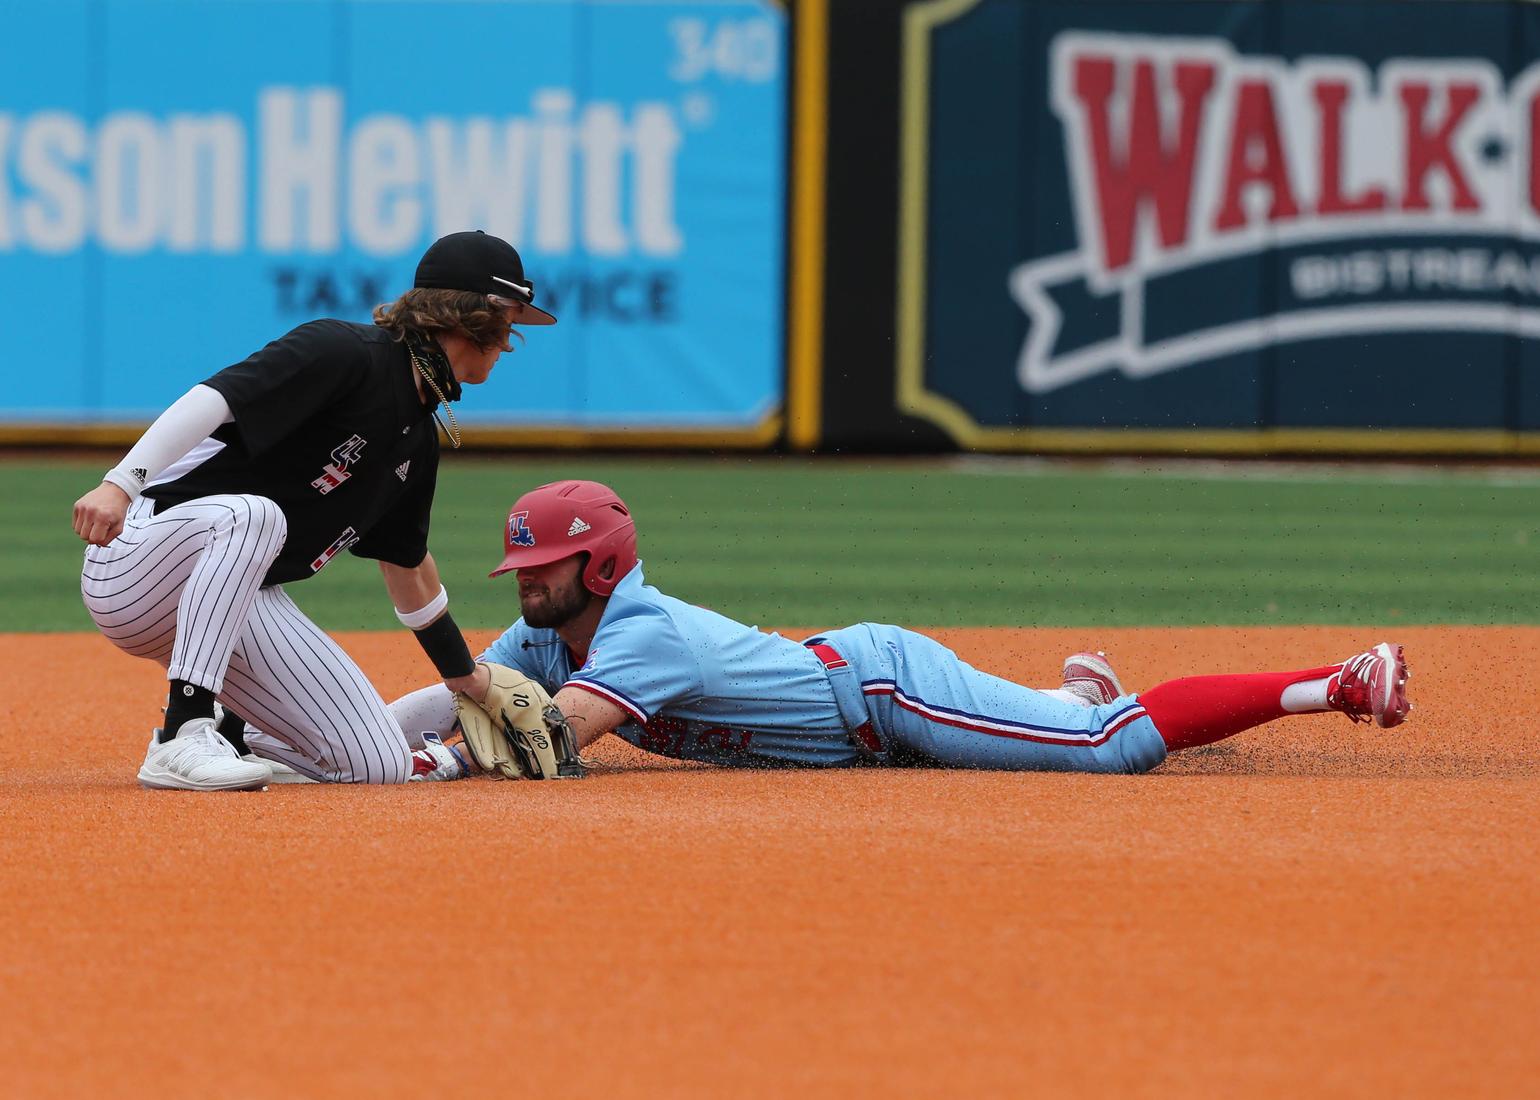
top-left (1, 626), bottom-right (1535, 1098)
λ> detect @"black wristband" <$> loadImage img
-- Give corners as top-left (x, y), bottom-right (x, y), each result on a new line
top-left (412, 612), bottom-right (476, 679)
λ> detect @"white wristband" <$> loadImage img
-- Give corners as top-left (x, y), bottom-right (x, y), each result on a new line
top-left (102, 467), bottom-right (146, 499)
top-left (396, 585), bottom-right (449, 630)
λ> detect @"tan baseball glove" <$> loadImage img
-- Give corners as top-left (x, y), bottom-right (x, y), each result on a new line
top-left (452, 662), bottom-right (586, 779)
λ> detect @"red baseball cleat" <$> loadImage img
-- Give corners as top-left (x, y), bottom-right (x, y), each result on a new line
top-left (1329, 642), bottom-right (1412, 728)
top-left (1061, 651), bottom-right (1126, 706)
top-left (409, 733), bottom-right (470, 782)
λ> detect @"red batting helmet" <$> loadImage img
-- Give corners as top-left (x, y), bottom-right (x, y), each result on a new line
top-left (489, 480), bottom-right (637, 596)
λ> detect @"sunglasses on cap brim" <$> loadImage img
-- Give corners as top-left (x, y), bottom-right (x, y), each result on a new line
top-left (488, 275), bottom-right (557, 325)
top-left (489, 296), bottom-right (558, 325)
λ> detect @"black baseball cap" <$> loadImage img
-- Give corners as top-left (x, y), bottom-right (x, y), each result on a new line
top-left (414, 230), bottom-right (557, 326)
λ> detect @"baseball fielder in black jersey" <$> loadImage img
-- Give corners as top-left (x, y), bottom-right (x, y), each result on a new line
top-left (71, 230), bottom-right (555, 790)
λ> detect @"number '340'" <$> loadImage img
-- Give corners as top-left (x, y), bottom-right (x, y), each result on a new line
top-left (668, 18), bottom-right (780, 83)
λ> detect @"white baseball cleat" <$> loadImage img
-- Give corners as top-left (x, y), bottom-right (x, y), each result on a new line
top-left (138, 717), bottom-right (272, 791)
top-left (242, 754), bottom-right (318, 784)
top-left (1061, 651), bottom-right (1126, 706)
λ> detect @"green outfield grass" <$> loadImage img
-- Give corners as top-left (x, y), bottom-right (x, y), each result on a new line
top-left (9, 455), bottom-right (1539, 631)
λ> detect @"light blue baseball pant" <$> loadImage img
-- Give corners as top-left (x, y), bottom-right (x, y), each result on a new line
top-left (813, 623), bottom-right (1168, 774)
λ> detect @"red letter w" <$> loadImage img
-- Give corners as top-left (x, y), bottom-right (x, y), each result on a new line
top-left (1071, 56), bottom-right (1217, 271)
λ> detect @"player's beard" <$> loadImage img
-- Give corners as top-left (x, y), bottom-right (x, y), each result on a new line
top-left (520, 578), bottom-right (592, 628)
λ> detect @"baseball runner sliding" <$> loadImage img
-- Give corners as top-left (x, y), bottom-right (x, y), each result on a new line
top-left (391, 481), bottom-right (1413, 780)
top-left (72, 230), bottom-right (556, 790)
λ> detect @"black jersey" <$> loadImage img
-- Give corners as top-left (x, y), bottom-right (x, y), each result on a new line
top-left (144, 319), bottom-right (442, 586)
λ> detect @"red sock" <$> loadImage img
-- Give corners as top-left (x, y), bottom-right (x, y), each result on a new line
top-left (1139, 665), bottom-right (1341, 751)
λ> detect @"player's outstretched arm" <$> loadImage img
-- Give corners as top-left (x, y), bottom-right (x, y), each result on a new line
top-left (551, 686), bottom-right (626, 750)
top-left (452, 665), bottom-right (588, 779)
top-left (380, 555), bottom-right (487, 697)
top-left (379, 553), bottom-right (443, 610)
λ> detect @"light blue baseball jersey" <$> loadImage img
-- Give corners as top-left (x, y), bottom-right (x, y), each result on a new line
top-left (481, 562), bottom-right (861, 766)
top-left (482, 563), bottom-right (1169, 774)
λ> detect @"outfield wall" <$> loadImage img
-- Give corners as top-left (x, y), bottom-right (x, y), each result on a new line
top-left (0, 0), bottom-right (786, 448)
top-left (10, 0), bottom-right (1540, 456)
top-left (795, 0), bottom-right (1540, 455)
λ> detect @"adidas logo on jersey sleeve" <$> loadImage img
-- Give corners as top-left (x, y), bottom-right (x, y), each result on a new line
top-left (567, 517), bottom-right (591, 536)
top-left (395, 461), bottom-right (410, 481)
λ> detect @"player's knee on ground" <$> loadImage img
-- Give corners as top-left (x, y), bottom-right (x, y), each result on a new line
top-left (321, 746), bottom-right (414, 784)
top-left (376, 746), bottom-right (414, 784)
top-left (253, 723), bottom-right (414, 784)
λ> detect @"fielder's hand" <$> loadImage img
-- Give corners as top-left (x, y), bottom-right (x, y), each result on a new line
top-left (73, 482), bottom-right (132, 545)
top-left (453, 662), bottom-right (586, 780)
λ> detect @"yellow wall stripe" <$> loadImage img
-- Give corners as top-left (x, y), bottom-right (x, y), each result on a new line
top-left (1, 414), bottom-right (785, 452)
top-left (786, 0), bottom-right (829, 451)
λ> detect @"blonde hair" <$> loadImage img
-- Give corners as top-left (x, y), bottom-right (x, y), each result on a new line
top-left (372, 288), bottom-right (521, 351)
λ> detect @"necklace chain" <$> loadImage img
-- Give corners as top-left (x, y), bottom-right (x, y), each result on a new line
top-left (408, 345), bottom-right (461, 449)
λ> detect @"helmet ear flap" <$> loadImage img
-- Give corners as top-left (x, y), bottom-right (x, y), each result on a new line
top-left (581, 556), bottom-right (612, 596)
top-left (579, 525), bottom-right (636, 597)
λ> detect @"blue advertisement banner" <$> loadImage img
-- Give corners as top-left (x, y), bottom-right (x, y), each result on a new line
top-left (897, 0), bottom-right (1540, 446)
top-left (0, 0), bottom-right (786, 433)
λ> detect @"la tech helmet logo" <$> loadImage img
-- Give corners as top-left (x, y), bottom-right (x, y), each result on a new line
top-left (1014, 32), bottom-right (1540, 392)
top-left (508, 511), bottom-right (536, 548)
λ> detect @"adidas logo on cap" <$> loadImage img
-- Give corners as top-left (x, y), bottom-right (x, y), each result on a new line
top-left (567, 517), bottom-right (591, 536)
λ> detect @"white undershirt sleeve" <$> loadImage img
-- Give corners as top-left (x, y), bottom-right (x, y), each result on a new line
top-left (102, 384), bottom-right (234, 499)
top-left (388, 683), bottom-right (459, 750)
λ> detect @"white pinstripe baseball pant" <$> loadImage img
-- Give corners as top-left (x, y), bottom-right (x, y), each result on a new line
top-left (81, 494), bottom-right (412, 784)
